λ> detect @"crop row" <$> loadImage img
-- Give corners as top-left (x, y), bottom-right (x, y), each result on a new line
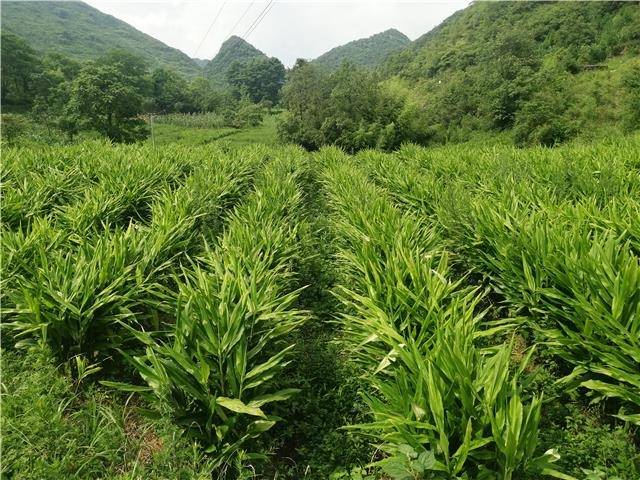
top-left (3, 139), bottom-right (638, 477)
top-left (4, 148), bottom-right (260, 356)
top-left (318, 147), bottom-right (564, 479)
top-left (2, 141), bottom-right (316, 474)
top-left (105, 149), bottom-right (309, 472)
top-left (358, 143), bottom-right (640, 427)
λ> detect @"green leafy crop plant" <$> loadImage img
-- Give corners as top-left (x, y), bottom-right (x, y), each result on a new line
top-left (2, 138), bottom-right (638, 479)
top-left (319, 147), bottom-right (563, 479)
top-left (358, 140), bottom-right (640, 429)
top-left (104, 148), bottom-right (310, 473)
top-left (3, 144), bottom-right (262, 362)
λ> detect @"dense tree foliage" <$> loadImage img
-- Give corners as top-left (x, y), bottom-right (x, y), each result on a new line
top-left (375, 1), bottom-right (640, 146)
top-left (226, 57), bottom-right (286, 104)
top-left (277, 60), bottom-right (330, 150)
top-left (622, 60), bottom-right (640, 132)
top-left (1, 33), bottom-right (41, 107)
top-left (1, 31), bottom-right (273, 143)
top-left (66, 61), bottom-right (149, 142)
top-left (279, 61), bottom-right (429, 152)
top-left (151, 67), bottom-right (192, 113)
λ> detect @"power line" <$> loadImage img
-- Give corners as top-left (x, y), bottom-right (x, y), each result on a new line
top-left (226, 1), bottom-right (255, 39)
top-left (242, 0), bottom-right (274, 39)
top-left (192, 1), bottom-right (227, 58)
top-left (245, 2), bottom-right (275, 39)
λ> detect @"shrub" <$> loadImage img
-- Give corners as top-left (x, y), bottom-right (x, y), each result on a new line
top-left (0, 113), bottom-right (29, 145)
top-left (621, 61), bottom-right (640, 132)
top-left (513, 88), bottom-right (576, 147)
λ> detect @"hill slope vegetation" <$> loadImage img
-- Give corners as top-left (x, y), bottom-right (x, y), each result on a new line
top-left (280, 1), bottom-right (640, 152)
top-left (378, 1), bottom-right (640, 145)
top-left (312, 28), bottom-right (411, 70)
top-left (204, 35), bottom-right (268, 86)
top-left (1, 1), bottom-right (202, 77)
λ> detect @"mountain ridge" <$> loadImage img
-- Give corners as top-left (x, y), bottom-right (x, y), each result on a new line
top-left (204, 35), bottom-right (269, 86)
top-left (1, 1), bottom-right (202, 77)
top-left (312, 28), bottom-right (411, 70)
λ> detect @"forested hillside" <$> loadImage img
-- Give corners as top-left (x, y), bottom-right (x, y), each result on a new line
top-left (378, 1), bottom-right (640, 145)
top-left (312, 28), bottom-right (410, 71)
top-left (391, 1), bottom-right (639, 77)
top-left (1, 1), bottom-right (202, 77)
top-left (205, 36), bottom-right (268, 85)
top-left (279, 1), bottom-right (639, 151)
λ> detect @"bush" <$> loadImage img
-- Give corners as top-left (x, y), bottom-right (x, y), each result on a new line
top-left (538, 404), bottom-right (639, 478)
top-left (621, 61), bottom-right (640, 132)
top-left (513, 88), bottom-right (576, 147)
top-left (228, 97), bottom-right (265, 128)
top-left (0, 113), bottom-right (29, 145)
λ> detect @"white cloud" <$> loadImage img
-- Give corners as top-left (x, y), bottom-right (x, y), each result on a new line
top-left (85, 0), bottom-right (471, 66)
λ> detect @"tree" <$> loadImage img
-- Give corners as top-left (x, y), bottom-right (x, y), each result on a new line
top-left (1, 33), bottom-right (42, 107)
top-left (484, 32), bottom-right (539, 129)
top-left (188, 76), bottom-right (226, 112)
top-left (66, 62), bottom-right (148, 142)
top-left (621, 61), bottom-right (640, 132)
top-left (227, 95), bottom-right (265, 128)
top-left (226, 57), bottom-right (286, 104)
top-left (512, 88), bottom-right (575, 147)
top-left (278, 59), bottom-right (331, 150)
top-left (279, 61), bottom-right (408, 152)
top-left (98, 50), bottom-right (151, 96)
top-left (151, 67), bottom-right (191, 113)
top-left (320, 64), bottom-right (403, 151)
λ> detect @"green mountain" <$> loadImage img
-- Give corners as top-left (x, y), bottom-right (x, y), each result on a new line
top-left (1, 1), bottom-right (202, 77)
top-left (379, 1), bottom-right (640, 145)
top-left (192, 58), bottom-right (210, 68)
top-left (204, 36), bottom-right (267, 86)
top-left (384, 1), bottom-right (640, 79)
top-left (312, 28), bottom-right (411, 70)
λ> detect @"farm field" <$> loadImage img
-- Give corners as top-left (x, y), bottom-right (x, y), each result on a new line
top-left (150, 113), bottom-right (281, 147)
top-left (2, 136), bottom-right (640, 479)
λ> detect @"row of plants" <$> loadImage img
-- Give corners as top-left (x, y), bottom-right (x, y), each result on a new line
top-left (2, 142), bottom-right (190, 230)
top-left (2, 141), bottom-right (317, 477)
top-left (363, 136), bottom-right (640, 210)
top-left (105, 148), bottom-right (310, 475)
top-left (3, 144), bottom-right (265, 361)
top-left (3, 139), bottom-right (638, 477)
top-left (318, 147), bottom-right (564, 479)
top-left (356, 142), bottom-right (640, 476)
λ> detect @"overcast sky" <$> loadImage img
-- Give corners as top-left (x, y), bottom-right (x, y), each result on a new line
top-left (84, 1), bottom-right (471, 66)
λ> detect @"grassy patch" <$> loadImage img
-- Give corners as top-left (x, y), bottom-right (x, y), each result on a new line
top-left (149, 113), bottom-right (280, 147)
top-left (1, 347), bottom-right (214, 479)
